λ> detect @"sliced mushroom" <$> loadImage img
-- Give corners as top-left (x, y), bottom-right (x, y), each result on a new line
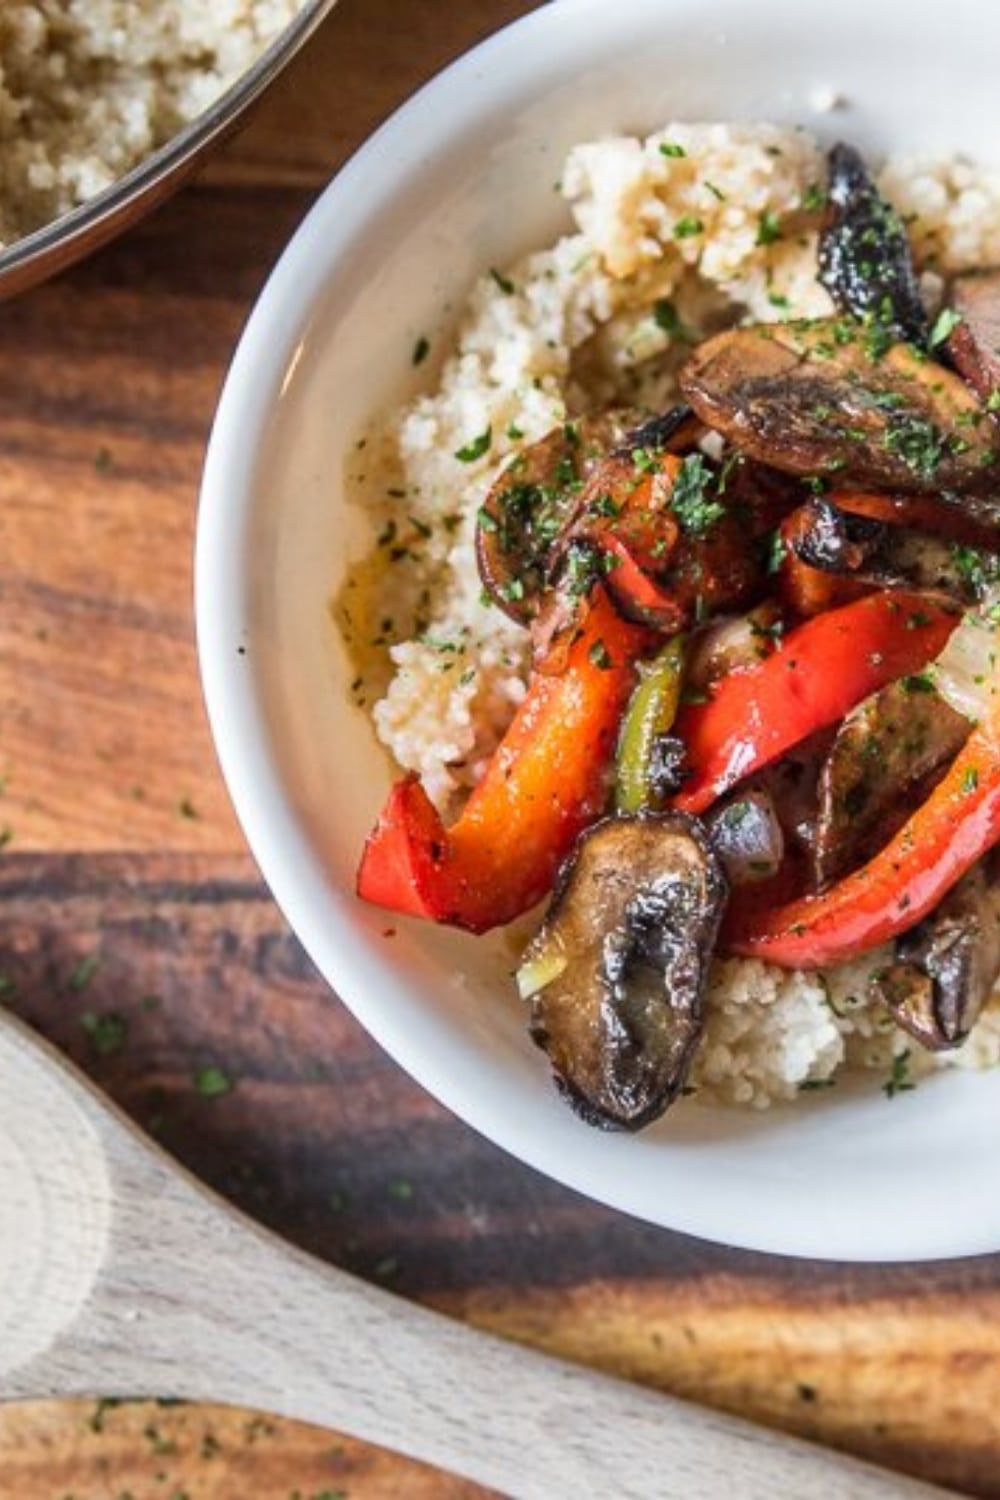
top-left (680, 319), bottom-right (1000, 493)
top-left (814, 680), bottom-right (970, 888)
top-left (818, 142), bottom-right (929, 347)
top-left (518, 812), bottom-right (726, 1130)
top-left (871, 861), bottom-right (1000, 1050)
top-left (947, 269), bottom-right (1000, 404)
top-left (476, 410), bottom-right (642, 624)
top-left (788, 495), bottom-right (1000, 604)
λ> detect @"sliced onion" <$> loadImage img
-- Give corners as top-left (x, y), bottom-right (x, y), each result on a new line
top-left (706, 789), bottom-right (785, 885)
top-left (687, 603), bottom-right (783, 689)
top-left (932, 591), bottom-right (1000, 724)
top-left (516, 940), bottom-right (568, 1001)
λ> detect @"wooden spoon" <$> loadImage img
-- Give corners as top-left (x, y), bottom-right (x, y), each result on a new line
top-left (0, 1008), bottom-right (951, 1499)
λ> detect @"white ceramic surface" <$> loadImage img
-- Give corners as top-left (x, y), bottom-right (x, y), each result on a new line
top-left (197, 0), bottom-right (1000, 1261)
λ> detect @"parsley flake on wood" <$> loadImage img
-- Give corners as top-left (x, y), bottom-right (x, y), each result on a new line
top-left (671, 454), bottom-right (725, 537)
top-left (454, 427), bottom-right (492, 463)
top-left (412, 335), bottom-right (430, 366)
top-left (69, 953), bottom-right (100, 992)
top-left (490, 267), bottom-right (516, 295)
top-left (194, 1065), bottom-right (233, 1099)
top-left (81, 1010), bottom-right (128, 1056)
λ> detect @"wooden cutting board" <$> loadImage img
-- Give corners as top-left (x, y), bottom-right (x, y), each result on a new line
top-left (2, 1), bottom-right (1000, 1495)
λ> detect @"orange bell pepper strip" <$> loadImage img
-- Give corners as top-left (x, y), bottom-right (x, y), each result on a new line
top-left (673, 592), bottom-right (958, 817)
top-left (357, 587), bottom-right (650, 932)
top-left (726, 720), bottom-right (1000, 968)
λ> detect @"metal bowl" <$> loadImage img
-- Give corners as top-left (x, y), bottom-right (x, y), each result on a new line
top-left (0, 0), bottom-right (338, 300)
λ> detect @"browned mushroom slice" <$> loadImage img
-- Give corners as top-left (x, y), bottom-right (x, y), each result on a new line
top-left (517, 813), bottom-right (726, 1131)
top-left (818, 142), bottom-right (929, 347)
top-left (814, 680), bottom-right (970, 889)
top-left (872, 862), bottom-right (1000, 1050)
top-left (680, 320), bottom-right (1000, 493)
top-left (947, 269), bottom-right (1000, 404)
top-left (475, 411), bottom-right (641, 624)
top-left (789, 495), bottom-right (1000, 604)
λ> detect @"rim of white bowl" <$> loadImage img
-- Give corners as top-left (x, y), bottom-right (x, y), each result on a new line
top-left (198, 0), bottom-right (1000, 1264)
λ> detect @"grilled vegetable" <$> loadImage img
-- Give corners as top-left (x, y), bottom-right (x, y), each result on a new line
top-left (814, 679), bottom-right (970, 888)
top-left (947, 269), bottom-right (1000, 405)
top-left (673, 592), bottom-right (958, 816)
top-left (476, 410), bottom-right (641, 624)
top-left (615, 636), bottom-right (687, 814)
top-left (707, 789), bottom-right (785, 886)
top-left (728, 710), bottom-right (1000, 969)
top-left (788, 495), bottom-right (1000, 604)
top-left (357, 588), bottom-right (649, 932)
top-left (818, 142), bottom-right (929, 347)
top-left (872, 862), bottom-right (1000, 1050)
top-left (680, 319), bottom-right (1000, 493)
top-left (533, 443), bottom-right (790, 668)
top-left (518, 813), bottom-right (726, 1130)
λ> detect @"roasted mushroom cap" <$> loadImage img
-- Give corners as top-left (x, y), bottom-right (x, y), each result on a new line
top-left (818, 142), bottom-right (929, 347)
top-left (518, 812), bottom-right (727, 1130)
top-left (788, 495), bottom-right (1000, 604)
top-left (872, 862), bottom-right (1000, 1050)
top-left (948, 270), bottom-right (1000, 405)
top-left (814, 679), bottom-right (970, 888)
top-left (680, 320), bottom-right (1000, 493)
top-left (476, 410), bottom-right (642, 624)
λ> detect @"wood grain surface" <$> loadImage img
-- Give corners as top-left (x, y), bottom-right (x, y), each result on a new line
top-left (0, 1), bottom-right (999, 1496)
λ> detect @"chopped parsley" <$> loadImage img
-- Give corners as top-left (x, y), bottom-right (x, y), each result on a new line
top-left (659, 141), bottom-right (686, 158)
top-left (962, 765), bottom-right (980, 795)
top-left (652, 298), bottom-right (687, 338)
top-left (756, 209), bottom-right (783, 246)
top-left (454, 427), bottom-right (492, 464)
top-left (882, 411), bottom-right (947, 482)
top-left (800, 182), bottom-right (826, 213)
top-left (766, 530), bottom-right (787, 574)
top-left (952, 545), bottom-right (1000, 596)
top-left (490, 267), bottom-right (516, 296)
top-left (589, 639), bottom-right (613, 670)
top-left (673, 215), bottom-right (704, 240)
top-left (671, 454), bottom-right (725, 538)
top-left (901, 672), bottom-right (936, 695)
top-left (411, 335), bottom-right (430, 366)
top-left (929, 307), bottom-right (962, 349)
top-left (883, 1049), bottom-right (916, 1099)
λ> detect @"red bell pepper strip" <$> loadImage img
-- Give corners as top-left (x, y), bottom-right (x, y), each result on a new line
top-left (357, 588), bottom-right (649, 932)
top-left (673, 592), bottom-right (958, 816)
top-left (726, 719), bottom-right (1000, 968)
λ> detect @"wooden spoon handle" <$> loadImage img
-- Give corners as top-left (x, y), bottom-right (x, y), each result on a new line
top-left (0, 1012), bottom-right (953, 1499)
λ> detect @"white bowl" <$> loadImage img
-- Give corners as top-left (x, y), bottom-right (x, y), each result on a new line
top-left (197, 0), bottom-right (1000, 1261)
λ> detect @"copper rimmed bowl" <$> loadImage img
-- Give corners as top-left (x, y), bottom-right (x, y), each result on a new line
top-left (0, 0), bottom-right (337, 300)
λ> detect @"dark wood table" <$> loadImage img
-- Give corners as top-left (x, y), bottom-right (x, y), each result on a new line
top-left (2, 2), bottom-right (1000, 1494)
